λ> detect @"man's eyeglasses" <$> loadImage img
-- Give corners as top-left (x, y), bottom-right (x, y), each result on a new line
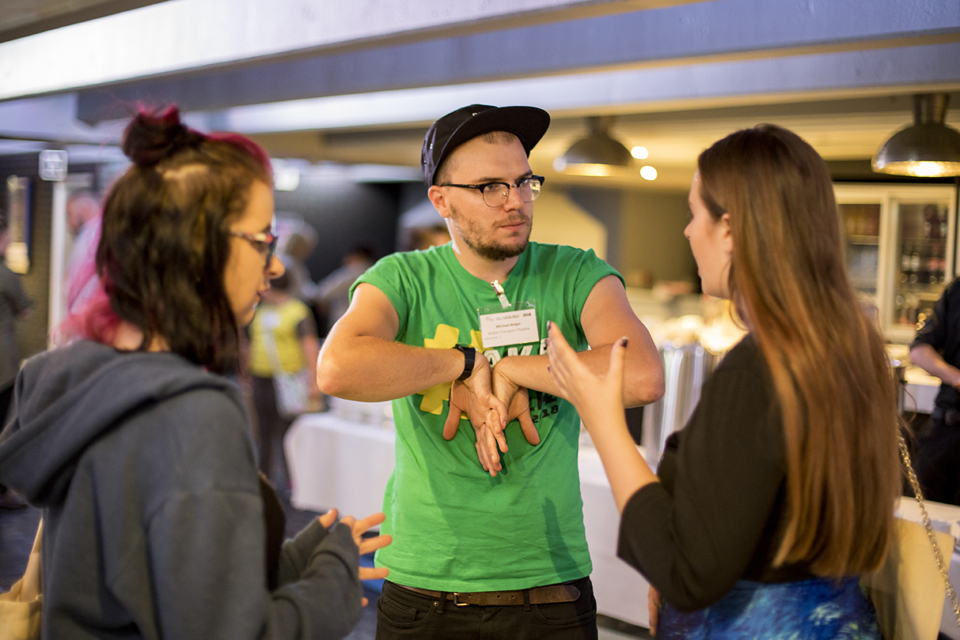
top-left (441, 175), bottom-right (545, 208)
top-left (230, 230), bottom-right (279, 267)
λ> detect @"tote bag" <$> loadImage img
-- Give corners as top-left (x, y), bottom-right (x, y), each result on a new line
top-left (861, 518), bottom-right (954, 640)
top-left (0, 520), bottom-right (42, 640)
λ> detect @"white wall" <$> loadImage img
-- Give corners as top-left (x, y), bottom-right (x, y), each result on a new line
top-left (530, 190), bottom-right (607, 259)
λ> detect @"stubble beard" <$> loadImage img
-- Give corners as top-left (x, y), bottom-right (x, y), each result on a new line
top-left (450, 203), bottom-right (531, 262)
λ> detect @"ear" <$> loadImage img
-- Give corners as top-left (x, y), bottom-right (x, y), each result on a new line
top-left (718, 212), bottom-right (734, 256)
top-left (427, 185), bottom-right (452, 220)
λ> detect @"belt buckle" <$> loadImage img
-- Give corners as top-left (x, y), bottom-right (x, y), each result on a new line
top-left (452, 593), bottom-right (470, 607)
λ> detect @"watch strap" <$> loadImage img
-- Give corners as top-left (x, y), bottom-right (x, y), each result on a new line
top-left (454, 345), bottom-right (476, 381)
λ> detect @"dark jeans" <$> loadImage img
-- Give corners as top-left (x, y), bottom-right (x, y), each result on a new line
top-left (251, 375), bottom-right (294, 494)
top-left (0, 382), bottom-right (12, 427)
top-left (375, 577), bottom-right (598, 640)
top-left (0, 383), bottom-right (12, 494)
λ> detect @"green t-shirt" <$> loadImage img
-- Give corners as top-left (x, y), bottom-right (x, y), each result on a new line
top-left (352, 241), bottom-right (621, 591)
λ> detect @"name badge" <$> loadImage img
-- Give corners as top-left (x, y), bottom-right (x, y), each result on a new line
top-left (479, 302), bottom-right (539, 348)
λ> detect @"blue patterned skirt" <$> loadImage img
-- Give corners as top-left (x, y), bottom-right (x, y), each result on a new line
top-left (658, 577), bottom-right (880, 639)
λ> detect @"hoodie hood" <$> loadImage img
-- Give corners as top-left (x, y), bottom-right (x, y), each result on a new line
top-left (0, 340), bottom-right (240, 506)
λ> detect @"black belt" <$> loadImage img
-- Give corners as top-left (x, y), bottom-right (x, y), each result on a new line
top-left (397, 583), bottom-right (581, 607)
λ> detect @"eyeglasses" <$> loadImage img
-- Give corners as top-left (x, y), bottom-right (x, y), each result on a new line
top-left (441, 175), bottom-right (545, 208)
top-left (230, 230), bottom-right (279, 267)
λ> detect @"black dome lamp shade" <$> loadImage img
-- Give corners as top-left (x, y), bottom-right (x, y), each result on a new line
top-left (554, 116), bottom-right (632, 176)
top-left (872, 94), bottom-right (960, 177)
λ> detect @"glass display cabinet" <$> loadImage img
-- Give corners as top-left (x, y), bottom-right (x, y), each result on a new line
top-left (835, 184), bottom-right (957, 344)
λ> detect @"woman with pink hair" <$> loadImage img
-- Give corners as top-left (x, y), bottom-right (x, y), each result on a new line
top-left (0, 107), bottom-right (390, 639)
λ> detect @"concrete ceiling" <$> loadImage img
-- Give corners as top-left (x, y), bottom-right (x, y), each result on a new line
top-left (0, 0), bottom-right (699, 101)
top-left (240, 92), bottom-right (960, 191)
top-left (1, 0), bottom-right (958, 192)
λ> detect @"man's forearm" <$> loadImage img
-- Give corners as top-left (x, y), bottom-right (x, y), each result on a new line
top-left (910, 343), bottom-right (960, 386)
top-left (496, 343), bottom-right (663, 408)
top-left (317, 335), bottom-right (464, 402)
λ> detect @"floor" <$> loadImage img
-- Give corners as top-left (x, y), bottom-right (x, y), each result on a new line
top-left (0, 501), bottom-right (647, 639)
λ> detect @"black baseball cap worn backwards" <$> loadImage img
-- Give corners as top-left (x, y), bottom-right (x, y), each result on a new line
top-left (421, 104), bottom-right (551, 187)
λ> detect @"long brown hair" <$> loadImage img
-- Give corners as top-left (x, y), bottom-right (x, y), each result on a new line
top-left (698, 125), bottom-right (899, 576)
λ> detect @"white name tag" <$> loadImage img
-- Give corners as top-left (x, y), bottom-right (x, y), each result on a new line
top-left (479, 307), bottom-right (539, 348)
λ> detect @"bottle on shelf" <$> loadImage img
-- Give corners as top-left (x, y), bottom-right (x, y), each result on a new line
top-left (924, 204), bottom-right (941, 239)
top-left (927, 249), bottom-right (941, 285)
top-left (917, 244), bottom-right (929, 285)
top-left (896, 295), bottom-right (908, 325)
top-left (907, 294), bottom-right (920, 325)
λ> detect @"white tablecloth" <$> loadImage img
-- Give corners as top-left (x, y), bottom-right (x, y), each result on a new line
top-left (285, 412), bottom-right (960, 633)
top-left (903, 368), bottom-right (940, 414)
top-left (285, 412), bottom-right (395, 520)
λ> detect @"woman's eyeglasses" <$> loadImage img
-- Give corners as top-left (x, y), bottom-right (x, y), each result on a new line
top-left (230, 230), bottom-right (279, 267)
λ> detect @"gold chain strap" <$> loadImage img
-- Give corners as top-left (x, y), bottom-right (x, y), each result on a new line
top-left (898, 434), bottom-right (960, 628)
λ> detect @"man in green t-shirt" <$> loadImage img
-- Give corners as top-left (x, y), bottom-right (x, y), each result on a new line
top-left (317, 104), bottom-right (664, 640)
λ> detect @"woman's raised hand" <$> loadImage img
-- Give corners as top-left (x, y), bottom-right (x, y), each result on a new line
top-left (545, 321), bottom-right (628, 432)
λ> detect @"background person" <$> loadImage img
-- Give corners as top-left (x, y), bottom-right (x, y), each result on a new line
top-left (0, 211), bottom-right (32, 510)
top-left (280, 225), bottom-right (320, 305)
top-left (0, 106), bottom-right (389, 639)
top-left (908, 279), bottom-right (960, 506)
top-left (317, 104), bottom-right (663, 640)
top-left (64, 189), bottom-right (103, 315)
top-left (314, 245), bottom-right (375, 335)
top-left (407, 224), bottom-right (452, 251)
top-left (546, 125), bottom-right (899, 638)
top-left (247, 261), bottom-right (321, 498)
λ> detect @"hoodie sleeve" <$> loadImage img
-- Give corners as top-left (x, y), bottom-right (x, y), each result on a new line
top-left (128, 388), bottom-right (362, 640)
top-left (277, 517), bottom-right (330, 586)
top-left (142, 491), bottom-right (361, 640)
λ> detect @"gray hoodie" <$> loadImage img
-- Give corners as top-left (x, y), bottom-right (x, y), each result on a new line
top-left (0, 340), bottom-right (362, 639)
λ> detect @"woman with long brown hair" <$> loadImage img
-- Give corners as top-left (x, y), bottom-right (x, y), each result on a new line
top-left (546, 124), bottom-right (899, 638)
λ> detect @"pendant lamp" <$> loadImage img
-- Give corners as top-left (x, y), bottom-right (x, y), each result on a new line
top-left (872, 94), bottom-right (960, 177)
top-left (554, 116), bottom-right (632, 176)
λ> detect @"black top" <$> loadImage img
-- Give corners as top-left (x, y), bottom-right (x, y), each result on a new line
top-left (911, 276), bottom-right (960, 411)
top-left (617, 335), bottom-right (814, 612)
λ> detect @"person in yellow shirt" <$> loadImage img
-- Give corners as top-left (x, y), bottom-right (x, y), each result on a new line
top-left (248, 263), bottom-right (320, 497)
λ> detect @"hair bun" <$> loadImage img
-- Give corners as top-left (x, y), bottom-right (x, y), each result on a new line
top-left (122, 105), bottom-right (205, 167)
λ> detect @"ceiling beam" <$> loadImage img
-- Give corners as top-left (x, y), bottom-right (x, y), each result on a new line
top-left (204, 41), bottom-right (960, 134)
top-left (0, 0), bottom-right (169, 44)
top-left (71, 0), bottom-right (960, 123)
top-left (3, 38), bottom-right (957, 148)
top-left (0, 0), bottom-right (697, 102)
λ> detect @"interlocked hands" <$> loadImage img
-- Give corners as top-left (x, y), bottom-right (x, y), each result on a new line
top-left (442, 353), bottom-right (540, 476)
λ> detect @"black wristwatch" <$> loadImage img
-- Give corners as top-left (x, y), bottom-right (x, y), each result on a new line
top-left (453, 345), bottom-right (477, 381)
